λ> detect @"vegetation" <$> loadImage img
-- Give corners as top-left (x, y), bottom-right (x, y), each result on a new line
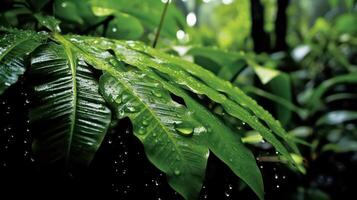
top-left (0, 0), bottom-right (356, 199)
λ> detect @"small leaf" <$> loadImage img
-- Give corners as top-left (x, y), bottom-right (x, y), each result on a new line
top-left (252, 65), bottom-right (280, 85)
top-left (34, 14), bottom-right (61, 32)
top-left (0, 28), bottom-right (44, 95)
top-left (317, 111), bottom-right (357, 126)
top-left (29, 43), bottom-right (111, 168)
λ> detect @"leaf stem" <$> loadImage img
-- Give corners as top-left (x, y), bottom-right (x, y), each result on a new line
top-left (152, 0), bottom-right (170, 48)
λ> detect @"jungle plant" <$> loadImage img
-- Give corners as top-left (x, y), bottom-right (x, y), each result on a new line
top-left (0, 3), bottom-right (303, 200)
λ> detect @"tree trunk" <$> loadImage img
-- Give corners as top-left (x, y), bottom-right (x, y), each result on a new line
top-left (274, 0), bottom-right (290, 52)
top-left (250, 0), bottom-right (271, 53)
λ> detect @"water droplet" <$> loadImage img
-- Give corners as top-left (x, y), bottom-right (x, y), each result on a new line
top-left (108, 140), bottom-right (113, 144)
top-left (274, 174), bottom-right (278, 179)
top-left (276, 184), bottom-right (280, 188)
top-left (61, 2), bottom-right (67, 7)
top-left (137, 127), bottom-right (146, 135)
top-left (112, 27), bottom-right (117, 32)
top-left (118, 109), bottom-right (125, 118)
top-left (260, 165), bottom-right (264, 169)
top-left (282, 175), bottom-right (286, 179)
top-left (174, 122), bottom-right (194, 136)
top-left (125, 106), bottom-right (136, 113)
top-left (174, 169), bottom-right (181, 176)
top-left (142, 120), bottom-right (149, 126)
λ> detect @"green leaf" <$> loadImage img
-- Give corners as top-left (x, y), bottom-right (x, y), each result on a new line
top-left (54, 0), bottom-right (84, 25)
top-left (0, 28), bottom-right (44, 95)
top-left (99, 71), bottom-right (209, 200)
top-left (34, 14), bottom-right (61, 32)
top-left (267, 74), bottom-right (293, 126)
top-left (107, 40), bottom-right (300, 164)
top-left (186, 46), bottom-right (246, 80)
top-left (304, 72), bottom-right (357, 114)
top-left (252, 64), bottom-right (281, 85)
top-left (54, 34), bottom-right (301, 199)
top-left (317, 110), bottom-right (357, 126)
top-left (29, 43), bottom-right (111, 168)
top-left (132, 67), bottom-right (265, 200)
top-left (57, 34), bottom-right (264, 200)
top-left (106, 12), bottom-right (144, 40)
top-left (26, 0), bottom-right (50, 11)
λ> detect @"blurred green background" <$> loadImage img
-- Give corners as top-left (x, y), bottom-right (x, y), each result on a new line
top-left (1, 0), bottom-right (357, 199)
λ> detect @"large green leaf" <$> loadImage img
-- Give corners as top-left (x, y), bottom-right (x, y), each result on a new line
top-left (76, 38), bottom-right (299, 166)
top-left (99, 71), bottom-right (209, 200)
top-left (134, 68), bottom-right (265, 200)
top-left (29, 43), bottom-right (111, 168)
top-left (118, 40), bottom-right (300, 157)
top-left (0, 28), bottom-right (43, 95)
top-left (55, 34), bottom-right (264, 199)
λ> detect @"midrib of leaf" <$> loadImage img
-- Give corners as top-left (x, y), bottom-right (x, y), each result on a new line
top-left (53, 34), bottom-right (192, 175)
top-left (63, 45), bottom-right (78, 165)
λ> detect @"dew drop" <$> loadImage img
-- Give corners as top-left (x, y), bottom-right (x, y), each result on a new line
top-left (142, 120), bottom-right (149, 126)
top-left (174, 122), bottom-right (194, 136)
top-left (137, 127), bottom-right (146, 135)
top-left (125, 106), bottom-right (136, 113)
top-left (174, 169), bottom-right (181, 176)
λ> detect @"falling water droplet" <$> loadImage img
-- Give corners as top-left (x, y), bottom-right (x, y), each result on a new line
top-left (274, 174), bottom-right (278, 179)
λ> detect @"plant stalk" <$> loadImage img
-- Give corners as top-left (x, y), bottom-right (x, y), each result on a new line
top-left (153, 0), bottom-right (170, 48)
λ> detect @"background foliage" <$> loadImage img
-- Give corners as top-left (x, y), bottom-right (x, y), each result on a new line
top-left (0, 0), bottom-right (356, 199)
